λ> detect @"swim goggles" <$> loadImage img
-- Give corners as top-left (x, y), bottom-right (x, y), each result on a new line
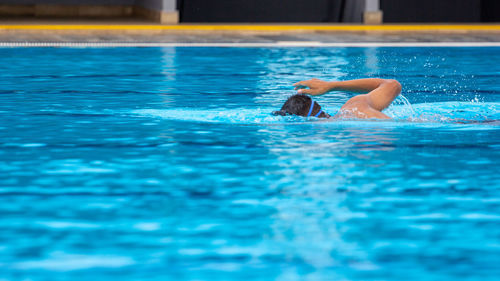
top-left (307, 100), bottom-right (323, 117)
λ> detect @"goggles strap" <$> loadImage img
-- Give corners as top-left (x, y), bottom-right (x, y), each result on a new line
top-left (307, 100), bottom-right (315, 117)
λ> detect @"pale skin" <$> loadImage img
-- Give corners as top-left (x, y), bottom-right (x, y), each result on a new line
top-left (293, 78), bottom-right (402, 119)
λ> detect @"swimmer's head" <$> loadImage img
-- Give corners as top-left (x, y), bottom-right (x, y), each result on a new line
top-left (273, 94), bottom-right (329, 118)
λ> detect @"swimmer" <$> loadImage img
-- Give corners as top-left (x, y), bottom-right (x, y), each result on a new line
top-left (273, 78), bottom-right (402, 119)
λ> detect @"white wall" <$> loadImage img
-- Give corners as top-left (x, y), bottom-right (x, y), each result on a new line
top-left (162, 0), bottom-right (176, 12)
top-left (365, 0), bottom-right (379, 11)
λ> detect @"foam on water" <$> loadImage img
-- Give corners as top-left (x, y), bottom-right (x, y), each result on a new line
top-left (133, 101), bottom-right (500, 126)
top-left (409, 101), bottom-right (500, 122)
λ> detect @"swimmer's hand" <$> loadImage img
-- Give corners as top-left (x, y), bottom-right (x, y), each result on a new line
top-left (293, 79), bottom-right (333, 96)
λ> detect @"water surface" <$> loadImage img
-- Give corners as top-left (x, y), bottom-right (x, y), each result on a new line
top-left (0, 47), bottom-right (499, 281)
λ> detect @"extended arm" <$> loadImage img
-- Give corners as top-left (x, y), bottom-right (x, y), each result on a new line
top-left (293, 78), bottom-right (401, 111)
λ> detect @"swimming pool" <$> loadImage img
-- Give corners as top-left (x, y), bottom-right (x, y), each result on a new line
top-left (0, 46), bottom-right (499, 280)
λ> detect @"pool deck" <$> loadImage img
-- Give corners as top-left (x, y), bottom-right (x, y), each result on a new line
top-left (0, 19), bottom-right (499, 44)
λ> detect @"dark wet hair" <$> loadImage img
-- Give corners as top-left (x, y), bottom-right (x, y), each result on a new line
top-left (273, 94), bottom-right (328, 118)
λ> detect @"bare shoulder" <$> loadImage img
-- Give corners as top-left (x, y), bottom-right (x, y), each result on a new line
top-left (338, 95), bottom-right (371, 118)
top-left (341, 94), bottom-right (370, 109)
top-left (339, 94), bottom-right (390, 119)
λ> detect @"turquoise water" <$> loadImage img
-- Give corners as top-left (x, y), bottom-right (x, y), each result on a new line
top-left (0, 47), bottom-right (499, 280)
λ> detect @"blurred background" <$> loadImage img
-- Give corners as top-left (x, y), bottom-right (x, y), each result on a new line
top-left (0, 0), bottom-right (499, 24)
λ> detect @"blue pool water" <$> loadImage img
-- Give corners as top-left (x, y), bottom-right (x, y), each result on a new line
top-left (0, 46), bottom-right (499, 280)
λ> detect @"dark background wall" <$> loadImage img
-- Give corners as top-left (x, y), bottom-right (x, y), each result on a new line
top-left (178, 0), bottom-right (346, 23)
top-left (381, 0), bottom-right (500, 23)
top-left (0, 0), bottom-right (176, 13)
top-left (480, 0), bottom-right (500, 22)
top-left (0, 0), bottom-right (497, 22)
top-left (178, 0), bottom-right (500, 23)
top-left (0, 0), bottom-right (135, 4)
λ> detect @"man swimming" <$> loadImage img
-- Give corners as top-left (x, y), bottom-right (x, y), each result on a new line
top-left (274, 78), bottom-right (402, 119)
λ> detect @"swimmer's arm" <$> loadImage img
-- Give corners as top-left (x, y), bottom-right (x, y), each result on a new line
top-left (294, 78), bottom-right (401, 111)
top-left (352, 79), bottom-right (402, 111)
